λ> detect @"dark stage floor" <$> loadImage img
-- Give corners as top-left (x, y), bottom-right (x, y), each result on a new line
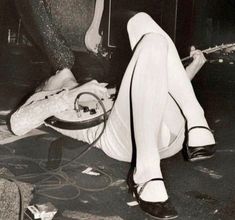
top-left (0, 45), bottom-right (235, 220)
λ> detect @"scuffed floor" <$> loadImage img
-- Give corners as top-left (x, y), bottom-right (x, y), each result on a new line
top-left (0, 45), bottom-right (235, 219)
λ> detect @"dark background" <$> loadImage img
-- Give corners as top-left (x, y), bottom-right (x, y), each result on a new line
top-left (0, 1), bottom-right (235, 219)
top-left (0, 0), bottom-right (235, 57)
top-left (105, 0), bottom-right (235, 56)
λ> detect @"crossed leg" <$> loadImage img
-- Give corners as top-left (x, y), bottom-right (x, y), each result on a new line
top-left (107, 33), bottom-right (173, 202)
top-left (10, 11), bottom-right (215, 206)
top-left (127, 12), bottom-right (215, 147)
top-left (96, 13), bottom-right (215, 202)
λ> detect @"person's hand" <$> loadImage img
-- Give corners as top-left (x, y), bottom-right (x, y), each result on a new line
top-left (68, 80), bottom-right (110, 104)
top-left (190, 46), bottom-right (207, 69)
top-left (185, 46), bottom-right (207, 80)
top-left (225, 45), bottom-right (235, 53)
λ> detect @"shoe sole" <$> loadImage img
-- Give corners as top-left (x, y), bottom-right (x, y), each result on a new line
top-left (129, 189), bottom-right (178, 220)
top-left (146, 212), bottom-right (178, 220)
top-left (188, 154), bottom-right (214, 162)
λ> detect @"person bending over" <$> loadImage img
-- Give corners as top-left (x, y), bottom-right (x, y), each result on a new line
top-left (10, 13), bottom-right (215, 219)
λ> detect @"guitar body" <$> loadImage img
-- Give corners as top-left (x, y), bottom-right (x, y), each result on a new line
top-left (85, 0), bottom-right (105, 53)
top-left (45, 88), bottom-right (116, 130)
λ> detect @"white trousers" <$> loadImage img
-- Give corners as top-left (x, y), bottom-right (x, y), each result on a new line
top-left (54, 13), bottom-right (189, 182)
top-left (12, 12), bottom-right (205, 182)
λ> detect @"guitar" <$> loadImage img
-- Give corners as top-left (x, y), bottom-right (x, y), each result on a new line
top-left (85, 0), bottom-right (105, 54)
top-left (45, 88), bottom-right (116, 130)
top-left (181, 43), bottom-right (235, 62)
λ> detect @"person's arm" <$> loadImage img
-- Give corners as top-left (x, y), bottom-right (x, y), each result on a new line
top-left (10, 80), bottom-right (108, 136)
top-left (185, 46), bottom-right (207, 81)
top-left (10, 90), bottom-right (71, 136)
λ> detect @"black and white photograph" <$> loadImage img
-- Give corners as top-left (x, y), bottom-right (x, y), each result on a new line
top-left (0, 0), bottom-right (234, 219)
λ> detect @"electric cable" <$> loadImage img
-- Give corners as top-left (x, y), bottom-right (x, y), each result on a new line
top-left (45, 91), bottom-right (108, 171)
top-left (0, 91), bottom-right (113, 202)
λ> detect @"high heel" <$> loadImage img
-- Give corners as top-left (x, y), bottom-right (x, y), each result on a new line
top-left (185, 126), bottom-right (216, 162)
top-left (127, 169), bottom-right (178, 220)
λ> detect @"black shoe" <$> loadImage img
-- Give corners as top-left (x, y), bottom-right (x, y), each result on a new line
top-left (127, 169), bottom-right (178, 220)
top-left (185, 126), bottom-right (216, 162)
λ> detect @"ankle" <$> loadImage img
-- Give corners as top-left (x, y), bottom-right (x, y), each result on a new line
top-left (133, 167), bottom-right (163, 185)
top-left (187, 126), bottom-right (216, 147)
top-left (185, 107), bottom-right (207, 129)
top-left (139, 180), bottom-right (168, 202)
top-left (133, 169), bottom-right (168, 202)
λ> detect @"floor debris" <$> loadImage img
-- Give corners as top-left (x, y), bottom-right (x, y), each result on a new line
top-left (194, 166), bottom-right (223, 179)
top-left (127, 201), bottom-right (138, 207)
top-left (62, 210), bottom-right (124, 220)
top-left (82, 167), bottom-right (101, 176)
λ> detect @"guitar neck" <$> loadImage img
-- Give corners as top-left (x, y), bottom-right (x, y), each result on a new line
top-left (181, 44), bottom-right (234, 62)
top-left (181, 48), bottom-right (214, 62)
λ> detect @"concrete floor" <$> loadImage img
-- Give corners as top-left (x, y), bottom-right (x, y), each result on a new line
top-left (0, 45), bottom-right (235, 220)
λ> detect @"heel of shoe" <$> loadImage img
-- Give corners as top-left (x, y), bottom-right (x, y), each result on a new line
top-left (184, 126), bottom-right (216, 162)
top-left (186, 144), bottom-right (216, 162)
top-left (126, 168), bottom-right (178, 219)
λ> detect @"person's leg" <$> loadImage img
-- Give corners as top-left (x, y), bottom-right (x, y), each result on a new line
top-left (15, 0), bottom-right (75, 71)
top-left (100, 32), bottom-right (170, 203)
top-left (156, 95), bottom-right (186, 159)
top-left (130, 34), bottom-right (169, 202)
top-left (15, 0), bottom-right (77, 91)
top-left (127, 12), bottom-right (215, 147)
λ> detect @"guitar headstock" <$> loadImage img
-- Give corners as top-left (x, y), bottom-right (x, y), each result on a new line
top-left (181, 43), bottom-right (235, 64)
top-left (224, 44), bottom-right (235, 53)
top-left (204, 43), bottom-right (235, 54)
